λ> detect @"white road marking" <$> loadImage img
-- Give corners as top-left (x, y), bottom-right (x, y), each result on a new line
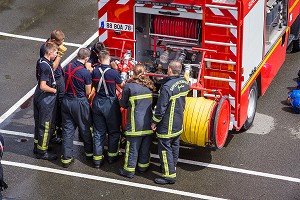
top-left (1, 129), bottom-right (300, 184)
top-left (0, 31), bottom-right (98, 125)
top-left (2, 160), bottom-right (226, 200)
top-left (0, 32), bottom-right (82, 47)
top-left (245, 113), bottom-right (275, 135)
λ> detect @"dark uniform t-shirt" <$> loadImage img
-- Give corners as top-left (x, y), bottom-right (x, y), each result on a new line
top-left (64, 60), bottom-right (92, 98)
top-left (36, 57), bottom-right (56, 88)
top-left (92, 64), bottom-right (122, 97)
top-left (87, 48), bottom-right (100, 68)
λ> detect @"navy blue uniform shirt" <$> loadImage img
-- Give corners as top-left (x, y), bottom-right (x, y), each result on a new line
top-left (64, 60), bottom-right (92, 98)
top-left (92, 64), bottom-right (122, 97)
top-left (39, 42), bottom-right (63, 79)
top-left (36, 57), bottom-right (56, 88)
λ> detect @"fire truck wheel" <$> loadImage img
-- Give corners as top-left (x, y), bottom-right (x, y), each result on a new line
top-left (212, 96), bottom-right (230, 149)
top-left (242, 81), bottom-right (258, 131)
top-left (292, 39), bottom-right (300, 52)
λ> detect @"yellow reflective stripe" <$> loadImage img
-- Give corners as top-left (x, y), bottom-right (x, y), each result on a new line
top-left (170, 91), bottom-right (189, 100)
top-left (162, 150), bottom-right (169, 175)
top-left (125, 130), bottom-right (153, 136)
top-left (124, 166), bottom-right (135, 172)
top-left (129, 98), bottom-right (136, 133)
top-left (42, 121), bottom-right (50, 150)
top-left (138, 162), bottom-right (150, 168)
top-left (129, 93), bottom-right (153, 133)
top-left (34, 139), bottom-right (38, 144)
top-left (93, 155), bottom-right (104, 160)
top-left (108, 151), bottom-right (119, 157)
top-left (162, 173), bottom-right (176, 178)
top-left (85, 153), bottom-right (93, 157)
top-left (168, 99), bottom-right (176, 135)
top-left (166, 90), bottom-right (188, 135)
top-left (152, 115), bottom-right (161, 123)
top-left (123, 141), bottom-right (135, 172)
top-left (156, 129), bottom-right (182, 138)
top-left (61, 157), bottom-right (74, 164)
top-left (108, 135), bottom-right (121, 157)
top-left (129, 93), bottom-right (153, 100)
top-left (37, 145), bottom-right (48, 150)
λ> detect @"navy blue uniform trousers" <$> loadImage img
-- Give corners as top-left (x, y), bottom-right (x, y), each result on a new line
top-left (158, 135), bottom-right (180, 181)
top-left (52, 76), bottom-right (65, 134)
top-left (92, 95), bottom-right (121, 164)
top-left (123, 135), bottom-right (152, 174)
top-left (61, 96), bottom-right (93, 163)
top-left (33, 89), bottom-right (57, 153)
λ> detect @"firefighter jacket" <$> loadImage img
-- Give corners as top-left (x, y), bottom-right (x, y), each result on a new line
top-left (152, 76), bottom-right (190, 138)
top-left (120, 82), bottom-right (153, 136)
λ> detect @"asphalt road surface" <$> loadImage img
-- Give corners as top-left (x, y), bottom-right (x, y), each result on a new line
top-left (0, 1), bottom-right (300, 199)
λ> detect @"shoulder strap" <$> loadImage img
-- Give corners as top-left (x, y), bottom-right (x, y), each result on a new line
top-left (97, 67), bottom-right (110, 96)
top-left (39, 60), bottom-right (56, 84)
top-left (65, 63), bottom-right (84, 96)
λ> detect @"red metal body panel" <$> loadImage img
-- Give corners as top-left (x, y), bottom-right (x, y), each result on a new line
top-left (261, 38), bottom-right (287, 95)
top-left (98, 0), bottom-right (300, 131)
top-left (239, 33), bottom-right (288, 129)
top-left (288, 0), bottom-right (300, 26)
top-left (98, 0), bottom-right (135, 57)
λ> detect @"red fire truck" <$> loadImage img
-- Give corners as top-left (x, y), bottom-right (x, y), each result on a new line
top-left (97, 0), bottom-right (300, 149)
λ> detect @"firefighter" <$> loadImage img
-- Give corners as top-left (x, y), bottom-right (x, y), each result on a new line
top-left (60, 48), bottom-right (94, 168)
top-left (151, 60), bottom-right (190, 185)
top-left (33, 42), bottom-right (59, 160)
top-left (86, 41), bottom-right (118, 72)
top-left (91, 50), bottom-right (124, 168)
top-left (0, 135), bottom-right (8, 199)
top-left (39, 30), bottom-right (67, 144)
top-left (86, 41), bottom-right (106, 72)
top-left (119, 64), bottom-right (156, 178)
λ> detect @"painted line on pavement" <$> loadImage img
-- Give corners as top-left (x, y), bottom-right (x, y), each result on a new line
top-left (0, 32), bottom-right (82, 47)
top-left (2, 160), bottom-right (226, 200)
top-left (1, 129), bottom-right (300, 184)
top-left (0, 31), bottom-right (98, 125)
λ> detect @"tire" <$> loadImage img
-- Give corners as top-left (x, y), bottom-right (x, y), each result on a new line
top-left (242, 81), bottom-right (258, 131)
top-left (292, 39), bottom-right (300, 52)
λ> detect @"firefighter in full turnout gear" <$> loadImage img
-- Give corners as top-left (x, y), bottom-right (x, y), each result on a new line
top-left (39, 30), bottom-right (67, 144)
top-left (34, 43), bottom-right (59, 160)
top-left (119, 64), bottom-right (156, 178)
top-left (151, 61), bottom-right (190, 185)
top-left (91, 50), bottom-right (124, 168)
top-left (61, 48), bottom-right (94, 168)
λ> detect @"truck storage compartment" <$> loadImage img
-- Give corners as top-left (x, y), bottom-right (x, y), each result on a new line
top-left (134, 10), bottom-right (202, 74)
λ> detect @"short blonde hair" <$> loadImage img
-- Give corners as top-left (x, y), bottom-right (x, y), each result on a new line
top-left (50, 30), bottom-right (65, 42)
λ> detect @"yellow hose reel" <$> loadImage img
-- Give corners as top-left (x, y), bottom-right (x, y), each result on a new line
top-left (182, 96), bottom-right (230, 149)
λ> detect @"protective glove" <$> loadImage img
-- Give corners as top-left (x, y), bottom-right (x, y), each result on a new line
top-left (58, 44), bottom-right (67, 56)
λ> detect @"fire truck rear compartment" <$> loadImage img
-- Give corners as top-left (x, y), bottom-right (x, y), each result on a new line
top-left (134, 11), bottom-right (232, 148)
top-left (134, 12), bottom-right (202, 71)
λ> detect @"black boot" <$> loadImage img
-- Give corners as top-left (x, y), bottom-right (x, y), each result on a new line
top-left (154, 177), bottom-right (176, 185)
top-left (36, 152), bottom-right (57, 161)
top-left (119, 169), bottom-right (134, 179)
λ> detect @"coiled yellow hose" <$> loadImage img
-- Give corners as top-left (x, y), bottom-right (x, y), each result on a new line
top-left (182, 97), bottom-right (216, 147)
